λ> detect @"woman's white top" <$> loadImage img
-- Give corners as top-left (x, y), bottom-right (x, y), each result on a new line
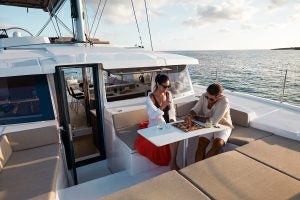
top-left (192, 93), bottom-right (233, 128)
top-left (146, 91), bottom-right (176, 127)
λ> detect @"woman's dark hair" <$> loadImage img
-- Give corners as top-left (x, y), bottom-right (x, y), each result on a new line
top-left (206, 83), bottom-right (223, 96)
top-left (154, 74), bottom-right (169, 90)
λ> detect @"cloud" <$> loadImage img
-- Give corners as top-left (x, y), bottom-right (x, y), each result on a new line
top-left (268, 0), bottom-right (289, 9)
top-left (183, 0), bottom-right (256, 27)
top-left (87, 0), bottom-right (171, 24)
top-left (218, 27), bottom-right (232, 33)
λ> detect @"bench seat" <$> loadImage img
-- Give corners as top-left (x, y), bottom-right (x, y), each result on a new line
top-left (228, 125), bottom-right (272, 146)
top-left (236, 135), bottom-right (300, 180)
top-left (0, 144), bottom-right (60, 200)
top-left (180, 151), bottom-right (300, 200)
top-left (102, 170), bottom-right (210, 200)
top-left (0, 124), bottom-right (66, 200)
top-left (116, 125), bottom-right (139, 152)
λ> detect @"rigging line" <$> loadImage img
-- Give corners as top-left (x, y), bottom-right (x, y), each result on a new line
top-left (55, 16), bottom-right (62, 36)
top-left (82, 0), bottom-right (90, 38)
top-left (144, 0), bottom-right (153, 51)
top-left (47, 8), bottom-right (60, 37)
top-left (55, 16), bottom-right (74, 35)
top-left (130, 0), bottom-right (143, 47)
top-left (93, 0), bottom-right (108, 38)
top-left (89, 0), bottom-right (102, 38)
top-left (36, 0), bottom-right (67, 36)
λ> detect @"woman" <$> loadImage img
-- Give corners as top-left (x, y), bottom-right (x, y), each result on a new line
top-left (185, 83), bottom-right (233, 161)
top-left (135, 74), bottom-right (179, 170)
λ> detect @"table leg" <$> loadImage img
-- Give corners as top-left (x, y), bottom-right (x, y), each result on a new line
top-left (182, 139), bottom-right (188, 167)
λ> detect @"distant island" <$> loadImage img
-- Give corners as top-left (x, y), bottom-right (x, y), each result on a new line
top-left (271, 47), bottom-right (300, 50)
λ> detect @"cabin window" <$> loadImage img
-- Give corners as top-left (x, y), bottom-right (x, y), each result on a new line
top-left (104, 71), bottom-right (152, 102)
top-left (0, 75), bottom-right (54, 125)
top-left (163, 65), bottom-right (193, 98)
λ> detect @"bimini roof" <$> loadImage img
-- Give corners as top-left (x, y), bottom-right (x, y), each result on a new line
top-left (0, 0), bottom-right (61, 12)
top-left (0, 44), bottom-right (199, 77)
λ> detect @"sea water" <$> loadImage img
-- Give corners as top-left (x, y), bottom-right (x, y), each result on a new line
top-left (170, 50), bottom-right (300, 107)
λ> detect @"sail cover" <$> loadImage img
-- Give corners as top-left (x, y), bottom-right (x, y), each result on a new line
top-left (0, 0), bottom-right (62, 12)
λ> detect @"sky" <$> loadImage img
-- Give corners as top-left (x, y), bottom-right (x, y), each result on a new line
top-left (1, 0), bottom-right (300, 51)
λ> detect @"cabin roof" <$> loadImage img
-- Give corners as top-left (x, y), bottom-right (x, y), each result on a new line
top-left (0, 44), bottom-right (198, 77)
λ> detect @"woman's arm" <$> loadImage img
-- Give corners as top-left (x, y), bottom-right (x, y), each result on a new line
top-left (168, 92), bottom-right (176, 122)
top-left (146, 95), bottom-right (164, 119)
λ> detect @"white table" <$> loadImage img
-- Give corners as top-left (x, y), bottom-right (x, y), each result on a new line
top-left (0, 126), bottom-right (5, 136)
top-left (138, 121), bottom-right (229, 167)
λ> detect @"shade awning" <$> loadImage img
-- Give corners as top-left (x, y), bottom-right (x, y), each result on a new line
top-left (0, 0), bottom-right (62, 12)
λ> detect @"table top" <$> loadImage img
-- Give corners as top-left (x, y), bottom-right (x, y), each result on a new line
top-left (137, 121), bottom-right (229, 147)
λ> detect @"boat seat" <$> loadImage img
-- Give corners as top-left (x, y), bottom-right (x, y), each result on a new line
top-left (101, 170), bottom-right (210, 200)
top-left (228, 108), bottom-right (272, 146)
top-left (113, 108), bottom-right (148, 153)
top-left (0, 125), bottom-right (66, 200)
top-left (236, 135), bottom-right (300, 180)
top-left (180, 151), bottom-right (300, 200)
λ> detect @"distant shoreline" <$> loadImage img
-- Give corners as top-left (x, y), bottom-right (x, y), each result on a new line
top-left (271, 47), bottom-right (300, 50)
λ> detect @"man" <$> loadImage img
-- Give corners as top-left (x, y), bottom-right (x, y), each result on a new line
top-left (185, 83), bottom-right (233, 161)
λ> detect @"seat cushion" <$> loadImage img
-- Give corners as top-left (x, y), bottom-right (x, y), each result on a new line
top-left (116, 124), bottom-right (139, 152)
top-left (230, 108), bottom-right (255, 127)
top-left (102, 170), bottom-right (210, 200)
top-left (0, 144), bottom-right (60, 200)
top-left (228, 125), bottom-right (272, 146)
top-left (0, 135), bottom-right (12, 172)
top-left (236, 135), bottom-right (300, 180)
top-left (6, 125), bottom-right (59, 151)
top-left (113, 109), bottom-right (147, 130)
top-left (180, 151), bottom-right (300, 200)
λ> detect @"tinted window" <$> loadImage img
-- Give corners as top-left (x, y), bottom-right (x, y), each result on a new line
top-left (0, 75), bottom-right (54, 125)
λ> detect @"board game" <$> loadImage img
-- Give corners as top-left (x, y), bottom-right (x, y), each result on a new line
top-left (172, 121), bottom-right (205, 132)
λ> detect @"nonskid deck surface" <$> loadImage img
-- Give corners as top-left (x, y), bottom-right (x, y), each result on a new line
top-left (59, 165), bottom-right (169, 200)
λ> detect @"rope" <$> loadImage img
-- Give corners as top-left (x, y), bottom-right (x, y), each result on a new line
top-left (144, 0), bottom-right (153, 51)
top-left (55, 16), bottom-right (62, 36)
top-left (36, 0), bottom-right (68, 36)
top-left (130, 0), bottom-right (143, 47)
top-left (93, 0), bottom-right (108, 38)
top-left (47, 8), bottom-right (59, 37)
top-left (89, 0), bottom-right (102, 38)
top-left (83, 0), bottom-right (90, 39)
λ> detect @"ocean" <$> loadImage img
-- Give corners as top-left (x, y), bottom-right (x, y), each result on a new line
top-left (170, 50), bottom-right (300, 107)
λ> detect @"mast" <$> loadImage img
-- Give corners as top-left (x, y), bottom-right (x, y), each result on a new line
top-left (71, 0), bottom-right (86, 42)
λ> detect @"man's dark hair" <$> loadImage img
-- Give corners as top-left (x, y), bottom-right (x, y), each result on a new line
top-left (207, 83), bottom-right (223, 96)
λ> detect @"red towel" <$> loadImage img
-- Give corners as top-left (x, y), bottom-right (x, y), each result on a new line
top-left (135, 121), bottom-right (171, 166)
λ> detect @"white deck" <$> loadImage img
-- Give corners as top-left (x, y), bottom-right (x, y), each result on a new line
top-left (59, 165), bottom-right (169, 200)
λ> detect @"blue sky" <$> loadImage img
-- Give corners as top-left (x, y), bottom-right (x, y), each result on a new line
top-left (1, 0), bottom-right (300, 50)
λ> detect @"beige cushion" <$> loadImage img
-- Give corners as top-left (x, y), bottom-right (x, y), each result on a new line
top-left (236, 135), bottom-right (300, 180)
top-left (230, 108), bottom-right (252, 127)
top-left (113, 109), bottom-right (148, 130)
top-left (102, 170), bottom-right (210, 200)
top-left (0, 135), bottom-right (12, 172)
top-left (116, 125), bottom-right (139, 152)
top-left (0, 144), bottom-right (60, 200)
top-left (175, 100), bottom-right (198, 118)
top-left (228, 125), bottom-right (272, 146)
top-left (180, 151), bottom-right (300, 200)
top-left (6, 125), bottom-right (59, 151)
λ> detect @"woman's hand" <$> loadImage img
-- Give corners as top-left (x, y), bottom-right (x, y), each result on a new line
top-left (160, 100), bottom-right (171, 110)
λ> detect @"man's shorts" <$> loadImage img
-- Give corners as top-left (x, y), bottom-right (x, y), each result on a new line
top-left (201, 128), bottom-right (232, 143)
